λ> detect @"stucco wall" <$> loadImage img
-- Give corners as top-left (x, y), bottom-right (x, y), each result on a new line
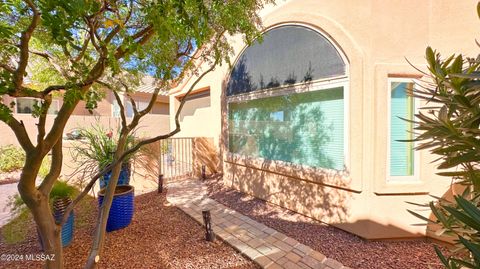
top-left (171, 0), bottom-right (478, 240)
top-left (0, 92), bottom-right (171, 180)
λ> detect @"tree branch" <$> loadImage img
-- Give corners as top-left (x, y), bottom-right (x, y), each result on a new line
top-left (14, 0), bottom-right (41, 90)
top-left (36, 96), bottom-right (51, 146)
top-left (112, 90), bottom-right (128, 130)
top-left (72, 35), bottom-right (90, 63)
top-left (38, 139), bottom-right (63, 197)
top-left (60, 59), bottom-right (218, 226)
top-left (0, 103), bottom-right (35, 152)
top-left (43, 85), bottom-right (67, 95)
top-left (26, 48), bottom-right (70, 78)
top-left (0, 63), bottom-right (15, 73)
top-left (114, 26), bottom-right (154, 59)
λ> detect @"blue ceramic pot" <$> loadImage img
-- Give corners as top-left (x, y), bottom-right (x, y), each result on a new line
top-left (99, 162), bottom-right (131, 189)
top-left (98, 185), bottom-right (134, 232)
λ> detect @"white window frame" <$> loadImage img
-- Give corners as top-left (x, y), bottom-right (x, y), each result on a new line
top-left (112, 97), bottom-right (121, 118)
top-left (15, 97), bottom-right (59, 115)
top-left (386, 78), bottom-right (420, 182)
top-left (225, 23), bottom-right (350, 173)
top-left (227, 76), bottom-right (350, 172)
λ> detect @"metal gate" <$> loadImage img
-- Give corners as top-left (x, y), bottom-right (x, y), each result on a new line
top-left (158, 138), bottom-right (194, 180)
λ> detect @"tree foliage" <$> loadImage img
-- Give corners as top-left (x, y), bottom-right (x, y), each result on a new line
top-left (409, 4), bottom-right (480, 265)
top-left (0, 0), bottom-right (272, 268)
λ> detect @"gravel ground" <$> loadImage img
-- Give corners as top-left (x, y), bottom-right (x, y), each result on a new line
top-left (0, 189), bottom-right (258, 269)
top-left (205, 178), bottom-right (446, 269)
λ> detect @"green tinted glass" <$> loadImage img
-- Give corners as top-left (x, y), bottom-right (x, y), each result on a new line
top-left (229, 87), bottom-right (344, 170)
top-left (390, 82), bottom-right (415, 177)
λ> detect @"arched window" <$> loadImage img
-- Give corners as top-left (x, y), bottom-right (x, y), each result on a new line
top-left (227, 25), bottom-right (348, 170)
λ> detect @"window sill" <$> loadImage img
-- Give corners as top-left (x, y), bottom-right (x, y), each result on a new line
top-left (224, 153), bottom-right (362, 193)
top-left (374, 181), bottom-right (429, 196)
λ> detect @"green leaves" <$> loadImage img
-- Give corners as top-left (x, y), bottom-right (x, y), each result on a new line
top-left (410, 195), bottom-right (480, 268)
top-left (413, 46), bottom-right (480, 190)
top-left (412, 27), bottom-right (480, 268)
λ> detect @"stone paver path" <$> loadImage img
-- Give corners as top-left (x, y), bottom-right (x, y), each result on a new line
top-left (167, 179), bottom-right (351, 269)
top-left (0, 182), bottom-right (19, 227)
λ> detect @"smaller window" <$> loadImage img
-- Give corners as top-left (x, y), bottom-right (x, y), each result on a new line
top-left (388, 79), bottom-right (419, 181)
top-left (113, 98), bottom-right (150, 118)
top-left (126, 101), bottom-right (150, 118)
top-left (16, 98), bottom-right (59, 114)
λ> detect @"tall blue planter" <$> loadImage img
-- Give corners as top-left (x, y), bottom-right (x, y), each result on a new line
top-left (38, 211), bottom-right (74, 250)
top-left (60, 212), bottom-right (74, 247)
top-left (39, 198), bottom-right (75, 249)
top-left (100, 162), bottom-right (131, 189)
top-left (98, 185), bottom-right (134, 232)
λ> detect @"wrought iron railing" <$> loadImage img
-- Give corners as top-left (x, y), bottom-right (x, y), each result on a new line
top-left (158, 137), bottom-right (194, 180)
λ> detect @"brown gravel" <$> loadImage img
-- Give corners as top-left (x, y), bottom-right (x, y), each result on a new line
top-left (0, 189), bottom-right (259, 269)
top-left (205, 178), bottom-right (447, 269)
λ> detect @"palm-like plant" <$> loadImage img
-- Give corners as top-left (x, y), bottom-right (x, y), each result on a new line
top-left (71, 124), bottom-right (136, 187)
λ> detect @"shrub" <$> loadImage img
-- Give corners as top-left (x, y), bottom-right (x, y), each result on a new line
top-left (409, 44), bottom-right (480, 268)
top-left (50, 181), bottom-right (76, 200)
top-left (3, 180), bottom-right (94, 244)
top-left (0, 145), bottom-right (25, 172)
top-left (72, 124), bottom-right (136, 171)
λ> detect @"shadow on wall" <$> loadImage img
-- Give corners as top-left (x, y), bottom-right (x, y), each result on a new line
top-left (192, 137), bottom-right (221, 177)
top-left (223, 160), bottom-right (351, 224)
top-left (220, 64), bottom-right (351, 224)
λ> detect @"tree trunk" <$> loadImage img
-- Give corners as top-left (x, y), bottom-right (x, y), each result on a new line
top-left (84, 135), bottom-right (128, 269)
top-left (18, 155), bottom-right (64, 269)
top-left (33, 198), bottom-right (63, 269)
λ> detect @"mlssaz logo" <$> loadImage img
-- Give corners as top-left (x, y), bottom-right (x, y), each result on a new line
top-left (25, 254), bottom-right (55, 261)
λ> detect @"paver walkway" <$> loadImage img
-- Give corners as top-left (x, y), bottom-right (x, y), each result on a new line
top-left (167, 179), bottom-right (351, 269)
top-left (0, 182), bottom-right (20, 227)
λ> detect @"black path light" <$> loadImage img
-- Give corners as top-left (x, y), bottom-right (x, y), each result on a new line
top-left (201, 165), bottom-right (206, 181)
top-left (202, 210), bottom-right (215, 242)
top-left (158, 174), bottom-right (164, 193)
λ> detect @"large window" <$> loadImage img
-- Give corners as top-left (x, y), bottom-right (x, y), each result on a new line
top-left (229, 86), bottom-right (344, 170)
top-left (388, 80), bottom-right (418, 180)
top-left (227, 25), bottom-right (348, 171)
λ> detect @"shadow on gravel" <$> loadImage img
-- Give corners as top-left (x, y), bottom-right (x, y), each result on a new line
top-left (205, 178), bottom-right (446, 269)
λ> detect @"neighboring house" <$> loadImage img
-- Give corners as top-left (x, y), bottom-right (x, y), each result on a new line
top-left (168, 0), bottom-right (479, 240)
top-left (0, 76), bottom-right (170, 146)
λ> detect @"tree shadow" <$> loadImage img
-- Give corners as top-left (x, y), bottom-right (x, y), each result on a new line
top-left (205, 178), bottom-right (445, 269)
top-left (220, 72), bottom-right (352, 226)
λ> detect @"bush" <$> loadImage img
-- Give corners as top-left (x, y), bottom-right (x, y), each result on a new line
top-left (409, 43), bottom-right (480, 267)
top-left (50, 180), bottom-right (76, 200)
top-left (72, 124), bottom-right (136, 171)
top-left (3, 181), bottom-right (94, 244)
top-left (0, 145), bottom-right (25, 172)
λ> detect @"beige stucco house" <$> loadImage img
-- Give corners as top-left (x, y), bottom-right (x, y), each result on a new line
top-left (168, 0), bottom-right (480, 240)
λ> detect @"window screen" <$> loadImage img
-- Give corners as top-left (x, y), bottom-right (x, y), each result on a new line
top-left (16, 98), bottom-right (58, 114)
top-left (390, 82), bottom-right (415, 177)
top-left (229, 87), bottom-right (344, 170)
top-left (226, 25), bottom-right (346, 96)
